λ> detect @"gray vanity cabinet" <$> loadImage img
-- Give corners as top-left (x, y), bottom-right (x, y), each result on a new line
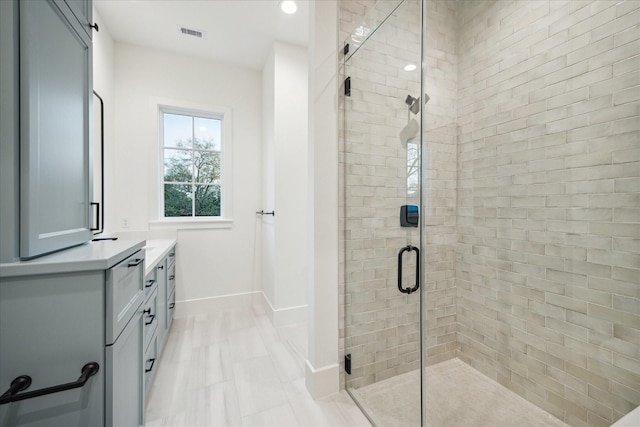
top-left (142, 244), bottom-right (176, 397)
top-left (105, 250), bottom-right (145, 427)
top-left (166, 249), bottom-right (176, 332)
top-left (19, 0), bottom-right (94, 259)
top-left (0, 241), bottom-right (146, 427)
top-left (155, 258), bottom-right (168, 349)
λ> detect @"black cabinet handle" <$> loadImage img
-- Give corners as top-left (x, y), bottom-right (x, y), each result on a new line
top-left (169, 275), bottom-right (175, 280)
top-left (89, 22), bottom-right (99, 32)
top-left (145, 280), bottom-right (156, 288)
top-left (157, 265), bottom-right (164, 270)
top-left (145, 314), bottom-right (156, 325)
top-left (143, 308), bottom-right (151, 315)
top-left (90, 202), bottom-right (100, 231)
top-left (128, 258), bottom-right (143, 268)
top-left (145, 359), bottom-right (155, 373)
top-left (169, 303), bottom-right (175, 310)
top-left (0, 362), bottom-right (99, 405)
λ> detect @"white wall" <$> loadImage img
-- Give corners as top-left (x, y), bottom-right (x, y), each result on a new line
top-left (262, 42), bottom-right (308, 325)
top-left (273, 42), bottom-right (308, 313)
top-left (111, 43), bottom-right (263, 306)
top-left (306, 0), bottom-right (340, 398)
top-left (261, 42), bottom-right (309, 325)
top-left (262, 49), bottom-right (276, 309)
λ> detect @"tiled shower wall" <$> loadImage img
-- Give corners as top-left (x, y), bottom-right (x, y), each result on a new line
top-left (338, 0), bottom-right (377, 390)
top-left (339, 0), bottom-right (460, 389)
top-left (456, 1), bottom-right (640, 426)
top-left (421, 0), bottom-right (458, 367)
top-left (341, 0), bottom-right (423, 389)
top-left (340, 0), bottom-right (639, 425)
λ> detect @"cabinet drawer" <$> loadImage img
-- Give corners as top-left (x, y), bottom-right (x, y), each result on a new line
top-left (143, 289), bottom-right (158, 350)
top-left (144, 268), bottom-right (157, 301)
top-left (143, 333), bottom-right (158, 396)
top-left (106, 250), bottom-right (144, 344)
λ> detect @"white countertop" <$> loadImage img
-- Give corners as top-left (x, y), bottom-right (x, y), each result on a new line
top-left (0, 239), bottom-right (145, 278)
top-left (143, 239), bottom-right (176, 276)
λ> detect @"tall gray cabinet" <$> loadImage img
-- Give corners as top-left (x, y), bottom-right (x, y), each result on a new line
top-left (0, 0), bottom-right (95, 261)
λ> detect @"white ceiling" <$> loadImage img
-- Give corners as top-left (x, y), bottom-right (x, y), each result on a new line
top-left (94, 0), bottom-right (309, 70)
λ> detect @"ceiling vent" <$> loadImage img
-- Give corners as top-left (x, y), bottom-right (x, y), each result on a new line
top-left (178, 26), bottom-right (205, 39)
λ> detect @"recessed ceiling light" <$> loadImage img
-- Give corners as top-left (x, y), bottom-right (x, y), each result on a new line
top-left (404, 63), bottom-right (417, 71)
top-left (280, 0), bottom-right (298, 14)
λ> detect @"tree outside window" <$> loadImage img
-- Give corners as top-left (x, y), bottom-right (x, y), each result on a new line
top-left (162, 112), bottom-right (222, 217)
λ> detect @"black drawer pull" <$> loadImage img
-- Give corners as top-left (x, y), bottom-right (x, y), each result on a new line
top-left (145, 314), bottom-right (156, 325)
top-left (169, 303), bottom-right (175, 309)
top-left (143, 308), bottom-right (151, 315)
top-left (145, 359), bottom-right (155, 373)
top-left (128, 258), bottom-right (143, 268)
top-left (157, 265), bottom-right (164, 270)
top-left (169, 275), bottom-right (175, 280)
top-left (0, 362), bottom-right (99, 405)
top-left (169, 253), bottom-right (175, 258)
top-left (145, 280), bottom-right (156, 288)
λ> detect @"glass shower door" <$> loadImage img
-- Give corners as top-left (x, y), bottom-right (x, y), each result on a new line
top-left (342, 1), bottom-right (424, 425)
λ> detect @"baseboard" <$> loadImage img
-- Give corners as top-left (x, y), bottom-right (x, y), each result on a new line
top-left (305, 360), bottom-right (339, 399)
top-left (173, 291), bottom-right (263, 318)
top-left (259, 292), bottom-right (308, 327)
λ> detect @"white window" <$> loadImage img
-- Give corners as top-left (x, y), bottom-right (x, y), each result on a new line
top-left (160, 107), bottom-right (230, 219)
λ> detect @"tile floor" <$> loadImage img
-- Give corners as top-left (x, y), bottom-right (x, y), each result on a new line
top-left (351, 359), bottom-right (569, 427)
top-left (144, 307), bottom-right (372, 426)
top-left (145, 307), bottom-right (570, 427)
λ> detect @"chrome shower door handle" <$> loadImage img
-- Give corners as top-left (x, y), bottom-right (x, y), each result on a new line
top-left (398, 245), bottom-right (420, 295)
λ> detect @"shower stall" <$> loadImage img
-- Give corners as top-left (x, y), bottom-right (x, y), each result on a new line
top-left (339, 1), bottom-right (639, 426)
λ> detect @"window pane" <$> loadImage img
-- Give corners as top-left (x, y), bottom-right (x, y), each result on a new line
top-left (195, 151), bottom-right (220, 184)
top-left (194, 117), bottom-right (221, 151)
top-left (194, 185), bottom-right (220, 216)
top-left (164, 184), bottom-right (192, 217)
top-left (164, 113), bottom-right (192, 148)
top-left (164, 149), bottom-right (192, 182)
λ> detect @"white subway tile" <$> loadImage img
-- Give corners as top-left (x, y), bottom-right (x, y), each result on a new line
top-left (591, 70), bottom-right (640, 97)
top-left (567, 35), bottom-right (614, 65)
top-left (613, 86), bottom-right (640, 105)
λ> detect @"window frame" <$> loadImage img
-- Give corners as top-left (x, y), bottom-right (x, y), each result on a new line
top-left (150, 101), bottom-right (233, 229)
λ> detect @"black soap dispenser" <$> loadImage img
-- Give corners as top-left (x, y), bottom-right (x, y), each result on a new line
top-left (400, 205), bottom-right (419, 227)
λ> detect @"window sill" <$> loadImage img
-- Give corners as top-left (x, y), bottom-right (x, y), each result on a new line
top-left (149, 218), bottom-right (233, 230)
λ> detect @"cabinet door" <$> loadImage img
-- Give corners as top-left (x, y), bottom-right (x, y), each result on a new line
top-left (19, 0), bottom-right (93, 259)
top-left (63, 0), bottom-right (93, 38)
top-left (0, 271), bottom-right (104, 427)
top-left (106, 313), bottom-right (144, 427)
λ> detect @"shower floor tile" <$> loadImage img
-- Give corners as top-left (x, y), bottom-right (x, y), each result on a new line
top-left (350, 358), bottom-right (568, 427)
